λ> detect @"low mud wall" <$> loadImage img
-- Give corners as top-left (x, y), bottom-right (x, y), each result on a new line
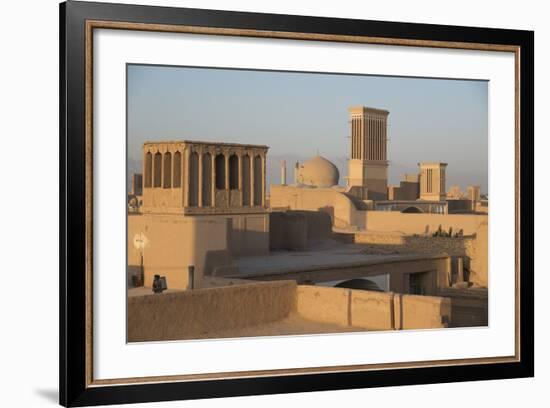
top-left (296, 286), bottom-right (451, 330)
top-left (129, 282), bottom-right (455, 342)
top-left (128, 280), bottom-right (296, 342)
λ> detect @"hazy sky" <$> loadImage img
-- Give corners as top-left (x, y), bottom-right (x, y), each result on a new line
top-left (127, 64), bottom-right (488, 192)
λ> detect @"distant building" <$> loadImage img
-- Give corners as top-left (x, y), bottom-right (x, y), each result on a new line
top-left (131, 173), bottom-right (143, 196)
top-left (387, 173), bottom-right (420, 201)
top-left (447, 185), bottom-right (464, 199)
top-left (467, 185), bottom-right (481, 202)
top-left (128, 173), bottom-right (143, 212)
top-left (419, 162), bottom-right (447, 201)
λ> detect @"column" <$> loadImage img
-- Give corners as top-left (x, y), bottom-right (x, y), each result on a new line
top-left (198, 149), bottom-right (203, 207)
top-left (160, 149), bottom-right (165, 187)
top-left (378, 118), bottom-right (382, 160)
top-left (379, 117), bottom-right (382, 160)
top-left (239, 153), bottom-right (244, 204)
top-left (211, 149), bottom-right (216, 207)
top-left (225, 152), bottom-right (230, 191)
top-left (250, 151), bottom-right (255, 206)
top-left (262, 153), bottom-right (266, 207)
top-left (365, 115), bottom-right (368, 159)
top-left (365, 115), bottom-right (369, 160)
top-left (383, 118), bottom-right (387, 160)
top-left (170, 148), bottom-right (174, 188)
top-left (184, 148), bottom-right (190, 206)
top-left (143, 149), bottom-right (147, 188)
top-left (151, 149), bottom-right (156, 188)
top-left (368, 116), bottom-right (376, 160)
top-left (351, 116), bottom-right (355, 159)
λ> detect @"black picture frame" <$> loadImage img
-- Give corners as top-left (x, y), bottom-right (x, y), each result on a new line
top-left (60, 1), bottom-right (534, 406)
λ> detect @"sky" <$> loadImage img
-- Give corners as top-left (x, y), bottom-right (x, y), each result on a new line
top-left (127, 64), bottom-right (488, 193)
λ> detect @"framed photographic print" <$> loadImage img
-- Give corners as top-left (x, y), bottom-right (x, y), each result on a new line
top-left (59, 0), bottom-right (534, 406)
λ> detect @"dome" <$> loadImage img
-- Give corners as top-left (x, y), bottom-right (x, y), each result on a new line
top-left (297, 155), bottom-right (340, 187)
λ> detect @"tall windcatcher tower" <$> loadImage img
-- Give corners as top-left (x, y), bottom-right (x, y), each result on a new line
top-left (346, 106), bottom-right (390, 200)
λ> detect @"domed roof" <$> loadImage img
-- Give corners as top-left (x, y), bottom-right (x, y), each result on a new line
top-left (297, 155), bottom-right (340, 188)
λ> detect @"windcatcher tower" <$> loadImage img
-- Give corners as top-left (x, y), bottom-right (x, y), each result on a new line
top-left (419, 162), bottom-right (447, 201)
top-left (347, 106), bottom-right (389, 200)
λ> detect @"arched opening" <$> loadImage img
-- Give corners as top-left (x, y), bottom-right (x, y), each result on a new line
top-left (229, 154), bottom-right (239, 190)
top-left (402, 206), bottom-right (423, 213)
top-left (242, 155), bottom-right (250, 206)
top-left (202, 153), bottom-right (212, 206)
top-left (153, 152), bottom-right (162, 187)
top-left (335, 278), bottom-right (383, 292)
top-left (163, 152), bottom-right (172, 188)
top-left (173, 151), bottom-right (182, 188)
top-left (144, 152), bottom-right (152, 188)
top-left (253, 155), bottom-right (262, 206)
top-left (189, 152), bottom-right (199, 206)
top-left (215, 154), bottom-right (225, 190)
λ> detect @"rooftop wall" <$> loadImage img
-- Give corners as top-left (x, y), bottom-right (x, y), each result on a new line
top-left (362, 212), bottom-right (488, 287)
top-left (128, 282), bottom-right (454, 342)
top-left (296, 286), bottom-right (451, 331)
top-left (128, 214), bottom-right (230, 290)
top-left (128, 280), bottom-right (297, 342)
top-left (270, 210), bottom-right (333, 251)
top-left (270, 185), bottom-right (360, 229)
top-left (365, 211), bottom-right (487, 235)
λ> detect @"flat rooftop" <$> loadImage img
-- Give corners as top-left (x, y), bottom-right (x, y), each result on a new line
top-left (231, 240), bottom-right (444, 279)
top-left (143, 139), bottom-right (269, 149)
top-left (168, 313), bottom-right (364, 341)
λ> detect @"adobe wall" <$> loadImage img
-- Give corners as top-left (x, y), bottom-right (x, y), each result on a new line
top-left (226, 213), bottom-right (270, 256)
top-left (270, 185), bottom-right (362, 229)
top-left (128, 214), bottom-right (230, 290)
top-left (127, 214), bottom-right (146, 286)
top-left (438, 287), bottom-right (488, 327)
top-left (270, 210), bottom-right (332, 251)
top-left (350, 289), bottom-right (395, 329)
top-left (394, 293), bottom-right (452, 329)
top-left (128, 280), bottom-right (297, 342)
top-left (128, 283), bottom-right (459, 342)
top-left (355, 233), bottom-right (475, 259)
top-left (296, 285), bottom-right (350, 326)
top-left (363, 212), bottom-right (488, 287)
top-left (295, 286), bottom-right (451, 330)
top-left (128, 211), bottom-right (270, 289)
top-left (365, 211), bottom-right (487, 235)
